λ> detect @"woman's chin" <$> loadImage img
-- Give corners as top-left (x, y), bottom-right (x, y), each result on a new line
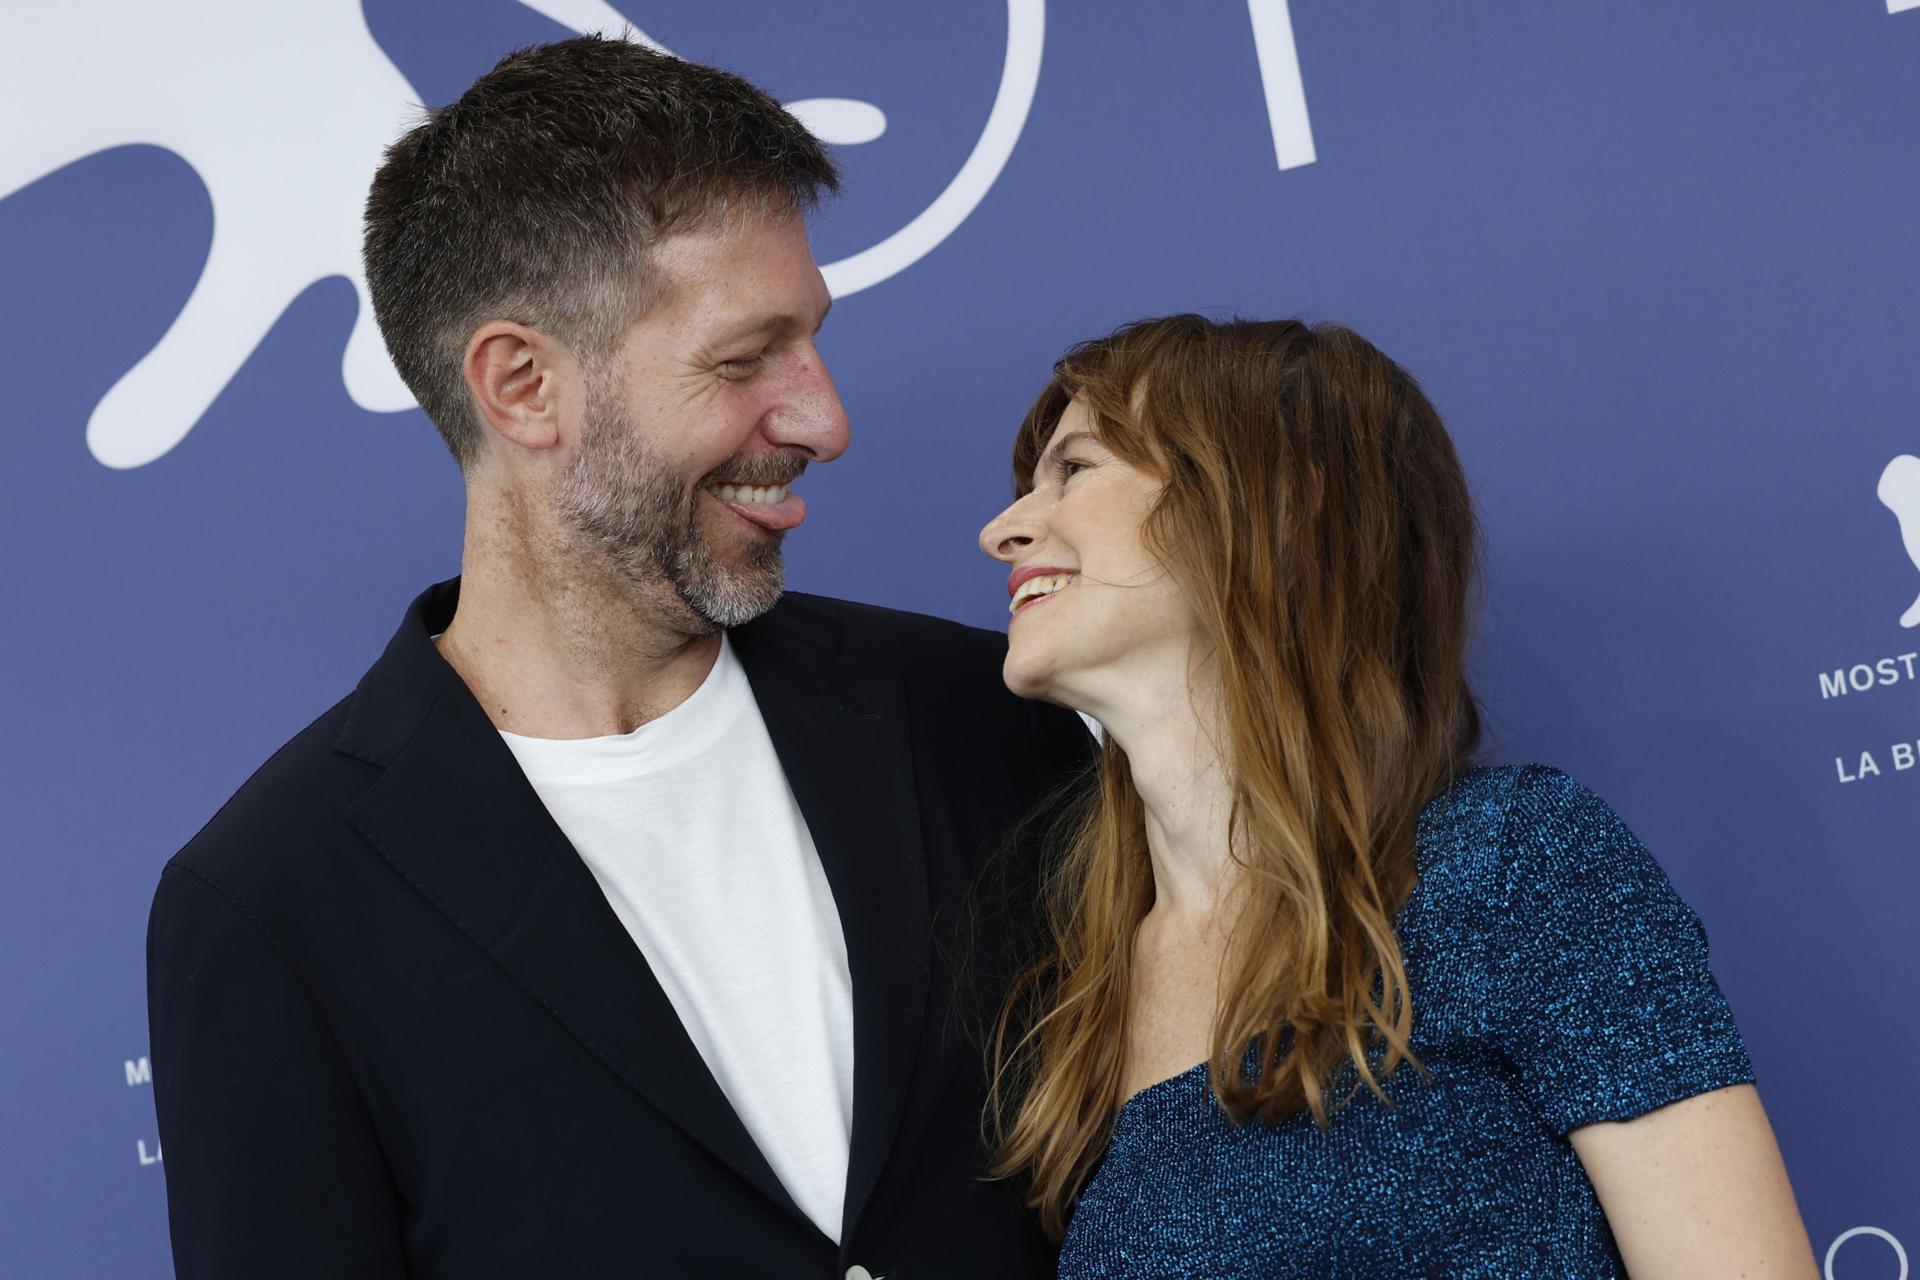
top-left (1000, 647), bottom-right (1058, 702)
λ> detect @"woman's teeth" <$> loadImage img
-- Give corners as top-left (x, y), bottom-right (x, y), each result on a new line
top-left (1010, 573), bottom-right (1076, 613)
top-left (708, 483), bottom-right (790, 506)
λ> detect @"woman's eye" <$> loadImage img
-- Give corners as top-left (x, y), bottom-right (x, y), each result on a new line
top-left (1058, 457), bottom-right (1089, 479)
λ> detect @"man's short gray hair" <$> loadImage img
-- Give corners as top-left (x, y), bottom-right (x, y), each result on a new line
top-left (363, 36), bottom-right (839, 467)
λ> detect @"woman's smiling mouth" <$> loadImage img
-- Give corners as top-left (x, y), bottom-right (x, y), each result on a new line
top-left (1009, 571), bottom-right (1077, 614)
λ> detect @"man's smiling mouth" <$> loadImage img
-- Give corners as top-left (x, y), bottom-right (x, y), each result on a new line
top-left (705, 482), bottom-right (807, 531)
top-left (706, 482), bottom-right (790, 506)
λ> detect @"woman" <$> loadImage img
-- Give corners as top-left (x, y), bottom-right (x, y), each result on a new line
top-left (977, 315), bottom-right (1816, 1278)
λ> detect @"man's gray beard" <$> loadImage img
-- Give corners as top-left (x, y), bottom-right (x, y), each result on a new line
top-left (553, 388), bottom-right (785, 629)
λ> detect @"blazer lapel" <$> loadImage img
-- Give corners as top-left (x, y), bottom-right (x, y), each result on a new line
top-left (731, 606), bottom-right (934, 1244)
top-left (335, 582), bottom-right (809, 1230)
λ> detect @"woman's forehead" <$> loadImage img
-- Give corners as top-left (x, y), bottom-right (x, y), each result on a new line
top-left (1041, 398), bottom-right (1095, 448)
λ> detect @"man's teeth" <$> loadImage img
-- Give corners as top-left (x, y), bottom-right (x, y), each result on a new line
top-left (1010, 573), bottom-right (1076, 613)
top-left (708, 483), bottom-right (791, 505)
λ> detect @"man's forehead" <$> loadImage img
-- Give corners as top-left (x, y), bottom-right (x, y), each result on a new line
top-left (703, 296), bottom-right (834, 347)
top-left (649, 212), bottom-right (830, 333)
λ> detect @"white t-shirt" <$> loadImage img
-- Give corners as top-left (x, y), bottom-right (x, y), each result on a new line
top-left (499, 637), bottom-right (854, 1242)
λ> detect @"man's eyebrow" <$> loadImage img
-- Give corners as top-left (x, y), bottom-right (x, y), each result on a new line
top-left (710, 297), bottom-right (834, 347)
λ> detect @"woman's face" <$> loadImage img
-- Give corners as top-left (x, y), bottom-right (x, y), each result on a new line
top-left (978, 399), bottom-right (1200, 709)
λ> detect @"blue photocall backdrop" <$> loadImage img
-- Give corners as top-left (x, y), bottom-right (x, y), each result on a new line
top-left (1, 2), bottom-right (1914, 1275)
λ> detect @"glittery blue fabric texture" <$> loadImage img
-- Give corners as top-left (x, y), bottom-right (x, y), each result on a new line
top-left (1057, 765), bottom-right (1755, 1279)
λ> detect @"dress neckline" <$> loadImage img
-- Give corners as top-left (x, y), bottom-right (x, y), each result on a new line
top-left (1106, 771), bottom-right (1494, 1124)
top-left (1116, 1059), bottom-right (1209, 1119)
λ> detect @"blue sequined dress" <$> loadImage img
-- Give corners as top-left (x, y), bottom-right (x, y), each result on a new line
top-left (1058, 765), bottom-right (1754, 1279)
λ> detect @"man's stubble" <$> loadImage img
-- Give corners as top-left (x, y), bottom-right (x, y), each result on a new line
top-left (554, 379), bottom-right (792, 630)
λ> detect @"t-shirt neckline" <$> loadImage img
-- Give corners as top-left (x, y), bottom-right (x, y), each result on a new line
top-left (498, 635), bottom-right (745, 783)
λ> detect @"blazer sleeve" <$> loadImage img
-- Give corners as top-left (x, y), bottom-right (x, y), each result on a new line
top-left (148, 861), bottom-right (409, 1279)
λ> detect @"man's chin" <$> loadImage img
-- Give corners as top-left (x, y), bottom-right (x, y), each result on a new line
top-left (678, 563), bottom-right (784, 629)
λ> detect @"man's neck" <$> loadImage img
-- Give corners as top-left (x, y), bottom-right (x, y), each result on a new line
top-left (437, 524), bottom-right (724, 740)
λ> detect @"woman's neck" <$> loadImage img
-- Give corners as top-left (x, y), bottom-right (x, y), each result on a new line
top-left (1091, 661), bottom-right (1240, 922)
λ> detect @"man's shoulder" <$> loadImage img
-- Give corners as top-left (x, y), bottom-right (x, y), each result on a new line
top-left (768, 591), bottom-right (1010, 681)
top-left (764, 593), bottom-right (1093, 776)
top-left (167, 692), bottom-right (376, 892)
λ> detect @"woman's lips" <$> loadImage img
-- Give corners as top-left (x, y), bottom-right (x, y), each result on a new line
top-left (1011, 590), bottom-right (1060, 617)
top-left (1010, 572), bottom-right (1077, 616)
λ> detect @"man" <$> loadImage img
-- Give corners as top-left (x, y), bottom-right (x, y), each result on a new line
top-left (147, 37), bottom-right (1088, 1279)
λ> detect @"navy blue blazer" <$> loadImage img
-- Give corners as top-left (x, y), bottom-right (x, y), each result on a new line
top-left (147, 580), bottom-right (1091, 1279)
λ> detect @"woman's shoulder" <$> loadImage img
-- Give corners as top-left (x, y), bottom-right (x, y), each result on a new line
top-left (1420, 761), bottom-right (1617, 824)
top-left (1411, 763), bottom-right (1677, 930)
top-left (1420, 761), bottom-right (1646, 858)
top-left (1408, 766), bottom-right (1752, 1131)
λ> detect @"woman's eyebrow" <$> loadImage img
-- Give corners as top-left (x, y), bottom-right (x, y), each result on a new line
top-left (1036, 430), bottom-right (1096, 474)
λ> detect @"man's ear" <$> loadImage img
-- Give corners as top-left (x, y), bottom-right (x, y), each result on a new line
top-left (463, 321), bottom-right (571, 453)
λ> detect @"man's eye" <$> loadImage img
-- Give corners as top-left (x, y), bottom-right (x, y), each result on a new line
top-left (718, 353), bottom-right (767, 379)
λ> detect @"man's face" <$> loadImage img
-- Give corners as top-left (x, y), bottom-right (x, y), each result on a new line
top-left (555, 209), bottom-right (848, 629)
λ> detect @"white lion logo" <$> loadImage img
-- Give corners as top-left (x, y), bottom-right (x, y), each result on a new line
top-left (1879, 454), bottom-right (1920, 628)
top-left (2, 0), bottom-right (1043, 470)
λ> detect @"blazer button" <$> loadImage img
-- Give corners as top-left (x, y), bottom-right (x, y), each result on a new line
top-left (845, 1268), bottom-right (874, 1280)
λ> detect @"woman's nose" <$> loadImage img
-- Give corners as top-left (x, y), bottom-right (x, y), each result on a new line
top-left (979, 499), bottom-right (1035, 563)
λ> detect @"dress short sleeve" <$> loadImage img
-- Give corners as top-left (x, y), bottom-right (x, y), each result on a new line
top-left (1479, 766), bottom-right (1754, 1134)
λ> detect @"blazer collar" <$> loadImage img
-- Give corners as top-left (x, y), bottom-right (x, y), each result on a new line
top-left (335, 580), bottom-right (807, 1231)
top-left (332, 577), bottom-right (459, 769)
top-left (730, 601), bottom-right (933, 1244)
top-left (335, 581), bottom-right (934, 1244)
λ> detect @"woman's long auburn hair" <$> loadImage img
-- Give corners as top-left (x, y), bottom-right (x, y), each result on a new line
top-left (986, 315), bottom-right (1483, 1238)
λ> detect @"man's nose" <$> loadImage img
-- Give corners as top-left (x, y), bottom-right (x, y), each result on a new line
top-left (765, 344), bottom-right (850, 462)
top-left (979, 495), bottom-right (1037, 563)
